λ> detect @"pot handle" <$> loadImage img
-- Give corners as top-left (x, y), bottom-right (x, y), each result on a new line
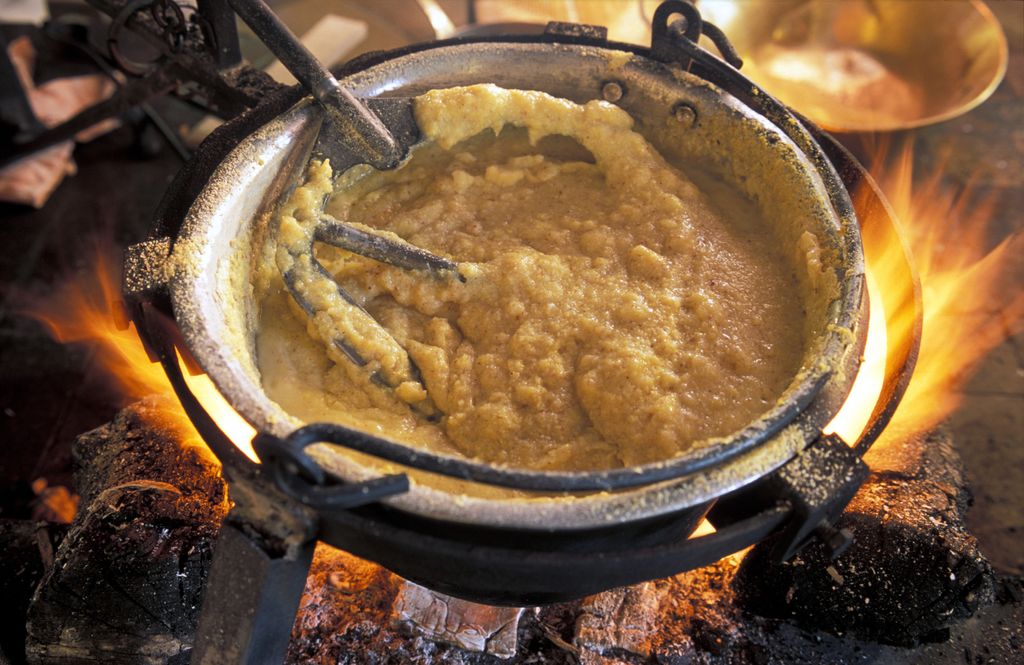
top-left (650, 0), bottom-right (743, 70)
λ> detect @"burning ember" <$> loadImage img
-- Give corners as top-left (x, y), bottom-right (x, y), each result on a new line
top-left (23, 141), bottom-right (1023, 469)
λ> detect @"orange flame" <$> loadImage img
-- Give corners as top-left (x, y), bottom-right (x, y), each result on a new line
top-left (24, 245), bottom-right (258, 463)
top-left (827, 140), bottom-right (1024, 445)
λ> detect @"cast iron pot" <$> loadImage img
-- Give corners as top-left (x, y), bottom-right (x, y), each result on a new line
top-left (128, 5), bottom-right (870, 603)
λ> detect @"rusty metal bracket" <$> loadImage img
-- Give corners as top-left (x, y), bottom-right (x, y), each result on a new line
top-left (191, 522), bottom-right (316, 665)
top-left (708, 434), bottom-right (869, 562)
top-left (766, 434), bottom-right (868, 561)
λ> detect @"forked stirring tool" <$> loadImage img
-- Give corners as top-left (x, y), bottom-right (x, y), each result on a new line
top-left (229, 0), bottom-right (461, 418)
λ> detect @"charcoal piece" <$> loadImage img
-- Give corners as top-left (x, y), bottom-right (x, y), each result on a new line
top-left (0, 520), bottom-right (66, 664)
top-left (575, 582), bottom-right (665, 663)
top-left (24, 397), bottom-right (228, 664)
top-left (287, 544), bottom-right (402, 664)
top-left (733, 429), bottom-right (995, 646)
top-left (392, 582), bottom-right (524, 658)
top-left (648, 559), bottom-right (747, 663)
top-left (287, 545), bottom-right (581, 664)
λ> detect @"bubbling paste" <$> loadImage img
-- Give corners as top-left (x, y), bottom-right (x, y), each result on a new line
top-left (255, 84), bottom-right (814, 471)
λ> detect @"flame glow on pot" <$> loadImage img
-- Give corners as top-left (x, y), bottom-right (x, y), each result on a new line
top-left (825, 141), bottom-right (1024, 448)
top-left (24, 252), bottom-right (258, 463)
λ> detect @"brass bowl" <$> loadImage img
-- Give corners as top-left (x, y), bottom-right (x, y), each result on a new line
top-left (698, 0), bottom-right (1008, 132)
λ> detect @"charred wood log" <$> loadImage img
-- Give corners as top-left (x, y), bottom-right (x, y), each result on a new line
top-left (0, 520), bottom-right (66, 664)
top-left (69, 398), bottom-right (226, 511)
top-left (733, 429), bottom-right (996, 646)
top-left (24, 397), bottom-right (228, 665)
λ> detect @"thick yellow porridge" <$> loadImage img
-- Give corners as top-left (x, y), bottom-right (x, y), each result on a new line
top-left (255, 84), bottom-right (818, 471)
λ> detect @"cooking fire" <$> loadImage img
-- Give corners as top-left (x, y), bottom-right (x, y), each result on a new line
top-left (1, 1), bottom-right (1021, 664)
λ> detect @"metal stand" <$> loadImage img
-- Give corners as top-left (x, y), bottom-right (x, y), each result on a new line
top-left (0, 0), bottom-right (280, 169)
top-left (191, 523), bottom-right (315, 665)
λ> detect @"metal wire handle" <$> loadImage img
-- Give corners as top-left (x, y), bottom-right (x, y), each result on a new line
top-left (651, 0), bottom-right (743, 69)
